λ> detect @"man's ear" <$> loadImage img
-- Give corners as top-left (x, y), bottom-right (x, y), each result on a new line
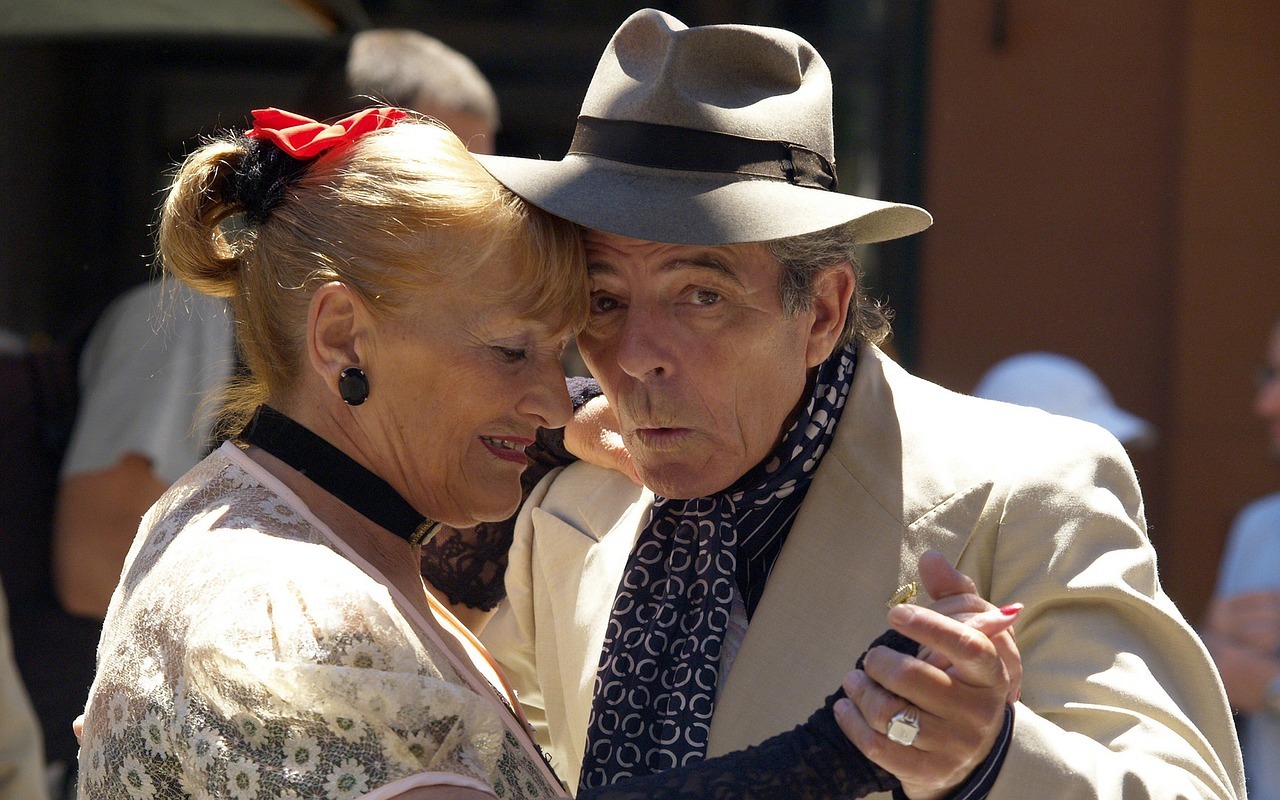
top-left (307, 281), bottom-right (369, 399)
top-left (805, 263), bottom-right (855, 368)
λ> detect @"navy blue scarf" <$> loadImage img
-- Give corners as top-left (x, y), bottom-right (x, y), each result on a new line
top-left (579, 344), bottom-right (857, 788)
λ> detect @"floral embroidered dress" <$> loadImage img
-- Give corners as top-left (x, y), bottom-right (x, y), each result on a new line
top-left (79, 442), bottom-right (564, 800)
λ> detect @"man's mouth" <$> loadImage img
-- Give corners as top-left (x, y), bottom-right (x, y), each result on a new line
top-left (631, 427), bottom-right (693, 449)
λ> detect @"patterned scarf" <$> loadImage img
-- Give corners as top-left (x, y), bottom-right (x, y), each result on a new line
top-left (578, 344), bottom-right (857, 789)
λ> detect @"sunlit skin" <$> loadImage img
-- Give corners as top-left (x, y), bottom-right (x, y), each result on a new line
top-left (315, 260), bottom-right (573, 529)
top-left (575, 230), bottom-right (849, 499)
top-left (1256, 322), bottom-right (1280, 458)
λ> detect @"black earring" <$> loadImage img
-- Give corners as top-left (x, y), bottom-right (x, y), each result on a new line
top-left (338, 366), bottom-right (369, 406)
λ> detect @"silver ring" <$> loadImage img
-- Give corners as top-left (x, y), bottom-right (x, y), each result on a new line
top-left (886, 706), bottom-right (921, 746)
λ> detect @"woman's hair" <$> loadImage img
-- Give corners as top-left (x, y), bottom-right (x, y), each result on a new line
top-left (767, 221), bottom-right (892, 349)
top-left (158, 116), bottom-right (586, 434)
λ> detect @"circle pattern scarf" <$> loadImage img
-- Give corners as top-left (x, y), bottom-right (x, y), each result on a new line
top-left (578, 344), bottom-right (857, 789)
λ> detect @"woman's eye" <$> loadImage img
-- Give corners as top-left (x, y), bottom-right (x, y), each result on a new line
top-left (590, 294), bottom-right (621, 313)
top-left (495, 346), bottom-right (527, 363)
top-left (692, 288), bottom-right (722, 306)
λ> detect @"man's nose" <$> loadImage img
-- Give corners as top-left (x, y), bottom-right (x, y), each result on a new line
top-left (614, 304), bottom-right (672, 379)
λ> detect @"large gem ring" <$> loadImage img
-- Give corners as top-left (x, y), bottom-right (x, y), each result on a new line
top-left (887, 706), bottom-right (921, 747)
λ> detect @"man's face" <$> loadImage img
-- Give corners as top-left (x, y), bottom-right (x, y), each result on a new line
top-left (576, 230), bottom-right (839, 498)
top-left (1255, 324), bottom-right (1280, 457)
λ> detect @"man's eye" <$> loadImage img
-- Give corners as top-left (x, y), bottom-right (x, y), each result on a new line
top-left (495, 347), bottom-right (527, 362)
top-left (692, 289), bottom-right (722, 305)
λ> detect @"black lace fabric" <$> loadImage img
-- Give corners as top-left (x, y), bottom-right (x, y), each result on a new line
top-left (577, 690), bottom-right (891, 800)
top-left (420, 377), bottom-right (598, 610)
top-left (577, 630), bottom-right (918, 800)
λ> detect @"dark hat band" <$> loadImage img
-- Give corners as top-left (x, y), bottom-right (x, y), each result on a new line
top-left (568, 116), bottom-right (838, 192)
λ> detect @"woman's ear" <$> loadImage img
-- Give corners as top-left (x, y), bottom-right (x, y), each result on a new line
top-left (805, 263), bottom-right (855, 368)
top-left (307, 282), bottom-right (369, 399)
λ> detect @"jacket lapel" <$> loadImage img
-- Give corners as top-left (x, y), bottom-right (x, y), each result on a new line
top-left (708, 344), bottom-right (990, 754)
top-left (528, 467), bottom-right (653, 771)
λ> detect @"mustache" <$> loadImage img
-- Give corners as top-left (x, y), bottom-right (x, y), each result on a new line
top-left (616, 390), bottom-right (688, 429)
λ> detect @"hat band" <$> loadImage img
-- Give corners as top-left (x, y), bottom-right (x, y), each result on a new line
top-left (568, 116), bottom-right (838, 191)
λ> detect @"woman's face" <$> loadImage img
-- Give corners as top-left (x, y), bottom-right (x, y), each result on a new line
top-left (363, 257), bottom-right (573, 528)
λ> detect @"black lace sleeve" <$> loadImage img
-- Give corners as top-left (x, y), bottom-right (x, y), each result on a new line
top-left (420, 377), bottom-right (601, 610)
top-left (578, 629), bottom-right (918, 800)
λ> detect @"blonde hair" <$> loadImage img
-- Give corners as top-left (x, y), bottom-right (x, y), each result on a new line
top-left (158, 116), bottom-right (586, 434)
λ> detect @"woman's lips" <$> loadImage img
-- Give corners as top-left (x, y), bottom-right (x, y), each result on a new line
top-left (480, 435), bottom-right (532, 465)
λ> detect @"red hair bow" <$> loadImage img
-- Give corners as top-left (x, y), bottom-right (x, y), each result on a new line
top-left (245, 107), bottom-right (408, 160)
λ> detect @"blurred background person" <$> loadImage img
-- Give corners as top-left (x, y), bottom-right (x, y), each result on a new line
top-left (343, 27), bottom-right (499, 154)
top-left (972, 351), bottom-right (1157, 449)
top-left (1204, 318), bottom-right (1280, 800)
top-left (0, 577), bottom-right (48, 800)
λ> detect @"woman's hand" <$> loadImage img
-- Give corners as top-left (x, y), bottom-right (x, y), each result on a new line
top-left (910, 551), bottom-right (1022, 705)
top-left (564, 395), bottom-right (640, 484)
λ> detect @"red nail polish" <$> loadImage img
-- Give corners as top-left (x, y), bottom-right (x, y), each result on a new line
top-left (1000, 603), bottom-right (1024, 616)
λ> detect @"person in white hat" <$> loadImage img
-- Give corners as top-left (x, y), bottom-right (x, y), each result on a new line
top-left (466, 8), bottom-right (1242, 800)
top-left (972, 352), bottom-right (1156, 448)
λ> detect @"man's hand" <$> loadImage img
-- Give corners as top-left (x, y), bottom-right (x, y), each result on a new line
top-left (834, 552), bottom-right (1019, 800)
top-left (564, 395), bottom-right (640, 484)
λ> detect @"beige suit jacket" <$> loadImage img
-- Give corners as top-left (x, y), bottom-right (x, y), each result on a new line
top-left (484, 343), bottom-right (1245, 799)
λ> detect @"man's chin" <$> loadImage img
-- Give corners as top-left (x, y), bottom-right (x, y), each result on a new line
top-left (635, 459), bottom-right (738, 499)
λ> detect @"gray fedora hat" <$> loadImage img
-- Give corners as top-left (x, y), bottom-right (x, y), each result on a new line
top-left (476, 8), bottom-right (932, 246)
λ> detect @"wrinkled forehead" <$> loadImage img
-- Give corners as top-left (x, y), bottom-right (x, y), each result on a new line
top-left (581, 228), bottom-right (777, 280)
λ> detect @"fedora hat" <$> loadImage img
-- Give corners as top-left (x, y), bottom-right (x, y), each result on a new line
top-left (476, 8), bottom-right (932, 246)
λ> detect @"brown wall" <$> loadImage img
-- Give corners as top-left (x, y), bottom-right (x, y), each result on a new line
top-left (917, 0), bottom-right (1280, 621)
top-left (1167, 1), bottom-right (1280, 615)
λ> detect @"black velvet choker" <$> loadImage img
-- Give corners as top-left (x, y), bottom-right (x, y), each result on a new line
top-left (239, 405), bottom-right (441, 545)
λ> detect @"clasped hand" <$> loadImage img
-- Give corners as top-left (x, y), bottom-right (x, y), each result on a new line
top-left (835, 551), bottom-right (1021, 800)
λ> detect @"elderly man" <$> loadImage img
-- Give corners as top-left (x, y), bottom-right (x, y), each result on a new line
top-left (466, 9), bottom-right (1243, 800)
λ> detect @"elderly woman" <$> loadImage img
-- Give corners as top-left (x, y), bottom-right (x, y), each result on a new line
top-left (77, 108), bottom-right (1016, 800)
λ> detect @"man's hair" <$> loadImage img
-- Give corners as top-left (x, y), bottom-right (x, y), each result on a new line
top-left (767, 220), bottom-right (892, 348)
top-left (346, 29), bottom-right (500, 133)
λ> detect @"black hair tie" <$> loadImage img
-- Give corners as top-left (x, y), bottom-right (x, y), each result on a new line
top-left (229, 138), bottom-right (315, 225)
